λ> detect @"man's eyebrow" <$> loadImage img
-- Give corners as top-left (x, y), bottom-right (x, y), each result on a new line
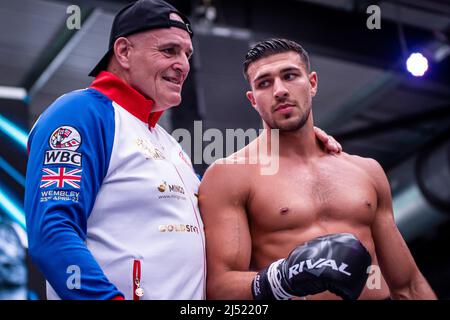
top-left (281, 67), bottom-right (301, 73)
top-left (253, 72), bottom-right (271, 84)
top-left (160, 42), bottom-right (194, 55)
top-left (253, 66), bottom-right (301, 83)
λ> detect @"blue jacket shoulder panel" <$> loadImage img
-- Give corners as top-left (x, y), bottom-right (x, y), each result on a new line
top-left (25, 89), bottom-right (122, 299)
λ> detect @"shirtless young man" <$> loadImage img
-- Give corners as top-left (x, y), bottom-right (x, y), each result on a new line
top-left (198, 39), bottom-right (437, 300)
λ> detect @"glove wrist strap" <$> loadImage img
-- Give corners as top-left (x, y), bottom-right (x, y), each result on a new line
top-left (252, 259), bottom-right (294, 300)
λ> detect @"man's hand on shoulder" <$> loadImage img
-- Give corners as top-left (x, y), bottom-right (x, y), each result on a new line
top-left (314, 126), bottom-right (342, 154)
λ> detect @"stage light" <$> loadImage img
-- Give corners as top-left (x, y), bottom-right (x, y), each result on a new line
top-left (0, 156), bottom-right (25, 187)
top-left (0, 86), bottom-right (26, 100)
top-left (0, 114), bottom-right (28, 150)
top-left (0, 186), bottom-right (26, 230)
top-left (406, 52), bottom-right (429, 77)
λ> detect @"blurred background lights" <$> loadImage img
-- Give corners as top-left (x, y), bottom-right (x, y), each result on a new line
top-left (406, 52), bottom-right (429, 77)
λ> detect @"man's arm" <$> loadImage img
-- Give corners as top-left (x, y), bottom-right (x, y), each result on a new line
top-left (199, 160), bottom-right (256, 299)
top-left (25, 92), bottom-right (123, 299)
top-left (199, 159), bottom-right (372, 300)
top-left (368, 159), bottom-right (437, 299)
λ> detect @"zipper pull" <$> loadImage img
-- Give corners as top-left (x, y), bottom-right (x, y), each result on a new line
top-left (135, 278), bottom-right (144, 297)
top-left (133, 260), bottom-right (144, 299)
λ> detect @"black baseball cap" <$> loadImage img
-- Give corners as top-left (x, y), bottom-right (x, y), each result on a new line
top-left (89, 0), bottom-right (193, 77)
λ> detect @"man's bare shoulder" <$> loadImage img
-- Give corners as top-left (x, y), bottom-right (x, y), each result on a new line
top-left (200, 145), bottom-right (257, 200)
top-left (206, 152), bottom-right (247, 174)
top-left (339, 152), bottom-right (389, 192)
top-left (340, 152), bottom-right (384, 175)
top-left (205, 143), bottom-right (255, 174)
top-left (199, 157), bottom-right (250, 211)
top-left (201, 150), bottom-right (250, 186)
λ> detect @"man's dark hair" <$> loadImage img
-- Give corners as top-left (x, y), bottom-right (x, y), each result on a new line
top-left (243, 38), bottom-right (310, 82)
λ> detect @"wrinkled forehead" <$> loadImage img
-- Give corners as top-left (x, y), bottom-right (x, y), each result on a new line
top-left (132, 26), bottom-right (193, 50)
top-left (247, 52), bottom-right (306, 81)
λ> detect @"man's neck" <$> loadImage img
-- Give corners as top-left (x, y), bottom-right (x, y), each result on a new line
top-left (261, 118), bottom-right (325, 161)
top-left (107, 67), bottom-right (130, 86)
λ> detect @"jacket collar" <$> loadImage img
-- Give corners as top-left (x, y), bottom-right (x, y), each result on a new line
top-left (90, 71), bottom-right (163, 128)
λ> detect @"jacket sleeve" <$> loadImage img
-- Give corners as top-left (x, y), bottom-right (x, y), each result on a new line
top-left (25, 90), bottom-right (123, 299)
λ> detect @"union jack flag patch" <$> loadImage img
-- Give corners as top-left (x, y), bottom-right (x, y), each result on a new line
top-left (40, 167), bottom-right (82, 189)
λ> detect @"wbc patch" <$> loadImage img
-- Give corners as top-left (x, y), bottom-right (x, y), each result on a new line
top-left (44, 150), bottom-right (82, 166)
top-left (49, 126), bottom-right (81, 151)
top-left (40, 167), bottom-right (82, 189)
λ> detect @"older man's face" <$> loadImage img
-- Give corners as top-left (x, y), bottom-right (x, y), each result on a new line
top-left (127, 21), bottom-right (193, 111)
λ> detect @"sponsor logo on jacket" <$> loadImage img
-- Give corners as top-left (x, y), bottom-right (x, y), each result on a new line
top-left (158, 224), bottom-right (199, 234)
top-left (136, 138), bottom-right (165, 160)
top-left (157, 181), bottom-right (185, 194)
top-left (157, 181), bottom-right (186, 201)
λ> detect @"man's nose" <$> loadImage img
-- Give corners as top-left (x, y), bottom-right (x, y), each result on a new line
top-left (174, 54), bottom-right (190, 76)
top-left (273, 78), bottom-right (289, 100)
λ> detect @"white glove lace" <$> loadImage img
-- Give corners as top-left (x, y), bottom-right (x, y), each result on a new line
top-left (267, 258), bottom-right (294, 300)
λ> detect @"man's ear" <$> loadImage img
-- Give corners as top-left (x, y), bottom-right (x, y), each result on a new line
top-left (246, 91), bottom-right (257, 109)
top-left (113, 37), bottom-right (132, 70)
top-left (309, 71), bottom-right (318, 97)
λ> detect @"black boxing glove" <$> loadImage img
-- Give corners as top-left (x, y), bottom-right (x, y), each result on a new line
top-left (252, 233), bottom-right (371, 300)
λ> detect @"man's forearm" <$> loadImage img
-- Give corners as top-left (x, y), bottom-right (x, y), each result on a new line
top-left (207, 271), bottom-right (257, 300)
top-left (391, 273), bottom-right (437, 300)
top-left (28, 212), bottom-right (123, 299)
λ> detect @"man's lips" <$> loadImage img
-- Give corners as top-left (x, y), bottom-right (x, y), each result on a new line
top-left (162, 75), bottom-right (183, 85)
top-left (274, 103), bottom-right (295, 112)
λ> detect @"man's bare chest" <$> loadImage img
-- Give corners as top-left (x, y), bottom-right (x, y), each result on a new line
top-left (247, 159), bottom-right (377, 231)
